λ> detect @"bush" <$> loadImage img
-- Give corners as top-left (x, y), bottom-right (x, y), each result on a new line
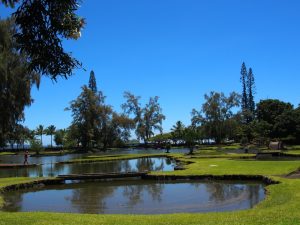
top-left (240, 137), bottom-right (249, 146)
top-left (30, 139), bottom-right (43, 155)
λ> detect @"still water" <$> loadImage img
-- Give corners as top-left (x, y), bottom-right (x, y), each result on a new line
top-left (0, 157), bottom-right (176, 178)
top-left (1, 180), bottom-right (265, 214)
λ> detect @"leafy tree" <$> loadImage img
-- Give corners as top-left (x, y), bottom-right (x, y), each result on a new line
top-left (192, 91), bottom-right (240, 144)
top-left (67, 86), bottom-right (100, 148)
top-left (251, 120), bottom-right (272, 146)
top-left (7, 124), bottom-right (32, 149)
top-left (35, 125), bottom-right (44, 146)
top-left (1, 0), bottom-right (85, 79)
top-left (29, 138), bottom-right (43, 155)
top-left (64, 124), bottom-right (81, 148)
top-left (182, 126), bottom-right (199, 154)
top-left (67, 75), bottom-right (134, 150)
top-left (122, 92), bottom-right (166, 144)
top-left (256, 99), bottom-right (294, 140)
top-left (273, 107), bottom-right (300, 143)
top-left (109, 113), bottom-right (135, 146)
top-left (54, 129), bottom-right (66, 147)
top-left (171, 121), bottom-right (185, 144)
top-left (0, 18), bottom-right (40, 147)
top-left (149, 133), bottom-right (172, 146)
top-left (45, 125), bottom-right (56, 148)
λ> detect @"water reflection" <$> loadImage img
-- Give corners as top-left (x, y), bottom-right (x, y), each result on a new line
top-left (2, 180), bottom-right (265, 214)
top-left (0, 157), bottom-right (176, 178)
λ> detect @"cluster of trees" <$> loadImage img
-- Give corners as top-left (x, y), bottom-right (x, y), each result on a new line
top-left (62, 71), bottom-right (165, 150)
top-left (1, 123), bottom-right (57, 150)
top-left (150, 63), bottom-right (300, 149)
top-left (1, 3), bottom-right (299, 151)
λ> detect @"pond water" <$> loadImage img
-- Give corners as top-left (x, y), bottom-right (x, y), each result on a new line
top-left (0, 148), bottom-right (189, 165)
top-left (1, 180), bottom-right (265, 214)
top-left (0, 157), bottom-right (176, 178)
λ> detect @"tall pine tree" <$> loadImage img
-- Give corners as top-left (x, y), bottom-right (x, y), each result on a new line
top-left (240, 62), bottom-right (248, 115)
top-left (240, 62), bottom-right (256, 124)
top-left (88, 70), bottom-right (97, 93)
top-left (247, 67), bottom-right (256, 120)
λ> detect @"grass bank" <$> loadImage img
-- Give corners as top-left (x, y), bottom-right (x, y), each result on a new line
top-left (61, 153), bottom-right (176, 164)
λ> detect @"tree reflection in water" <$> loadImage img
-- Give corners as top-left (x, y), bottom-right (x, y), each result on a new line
top-left (135, 157), bottom-right (165, 171)
top-left (2, 181), bottom-right (265, 214)
top-left (122, 182), bottom-right (164, 208)
top-left (204, 182), bottom-right (261, 206)
top-left (70, 183), bottom-right (115, 214)
top-left (0, 157), bottom-right (175, 178)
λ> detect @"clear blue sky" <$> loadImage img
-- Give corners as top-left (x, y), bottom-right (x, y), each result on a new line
top-left (1, 0), bottom-right (300, 144)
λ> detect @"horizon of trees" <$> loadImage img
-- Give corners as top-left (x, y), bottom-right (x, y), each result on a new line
top-left (150, 63), bottom-right (300, 149)
top-left (1, 37), bottom-right (300, 151)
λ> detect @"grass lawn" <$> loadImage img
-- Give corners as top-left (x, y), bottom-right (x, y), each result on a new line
top-left (63, 153), bottom-right (173, 164)
top-left (0, 152), bottom-right (16, 156)
top-left (0, 154), bottom-right (300, 225)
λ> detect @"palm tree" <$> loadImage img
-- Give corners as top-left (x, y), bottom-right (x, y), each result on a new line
top-left (45, 125), bottom-right (56, 148)
top-left (36, 125), bottom-right (44, 146)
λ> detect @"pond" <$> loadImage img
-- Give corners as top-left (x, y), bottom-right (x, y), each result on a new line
top-left (1, 180), bottom-right (265, 214)
top-left (0, 148), bottom-right (189, 165)
top-left (0, 157), bottom-right (176, 178)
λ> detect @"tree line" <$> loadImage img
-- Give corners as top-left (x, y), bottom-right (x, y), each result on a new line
top-left (151, 63), bottom-right (300, 150)
top-left (1, 13), bottom-right (299, 151)
top-left (63, 71), bottom-right (165, 150)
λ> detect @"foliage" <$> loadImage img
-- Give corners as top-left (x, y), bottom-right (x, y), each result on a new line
top-left (149, 133), bottom-right (172, 145)
top-left (88, 70), bottom-right (97, 93)
top-left (54, 129), bottom-right (65, 146)
top-left (1, 0), bottom-right (85, 79)
top-left (0, 18), bottom-right (39, 147)
top-left (171, 121), bottom-right (185, 144)
top-left (29, 138), bottom-right (43, 155)
top-left (240, 62), bottom-right (248, 115)
top-left (256, 99), bottom-right (295, 140)
top-left (45, 125), bottom-right (56, 148)
top-left (192, 91), bottom-right (241, 144)
top-left (122, 92), bottom-right (165, 144)
top-left (247, 68), bottom-right (255, 115)
top-left (35, 125), bottom-right (44, 146)
top-left (182, 126), bottom-right (199, 154)
top-left (67, 72), bottom-right (134, 150)
top-left (240, 62), bottom-right (256, 123)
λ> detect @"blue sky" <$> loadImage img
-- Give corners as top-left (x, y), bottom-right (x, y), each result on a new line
top-left (1, 0), bottom-right (300, 144)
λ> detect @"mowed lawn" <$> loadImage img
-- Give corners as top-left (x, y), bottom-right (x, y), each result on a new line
top-left (0, 155), bottom-right (300, 225)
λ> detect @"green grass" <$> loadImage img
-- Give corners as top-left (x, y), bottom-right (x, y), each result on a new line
top-left (284, 150), bottom-right (300, 156)
top-left (154, 157), bottom-right (300, 176)
top-left (0, 177), bottom-right (47, 208)
top-left (0, 154), bottom-right (300, 224)
top-left (286, 145), bottom-right (300, 150)
top-left (0, 152), bottom-right (16, 156)
top-left (63, 153), bottom-right (176, 164)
